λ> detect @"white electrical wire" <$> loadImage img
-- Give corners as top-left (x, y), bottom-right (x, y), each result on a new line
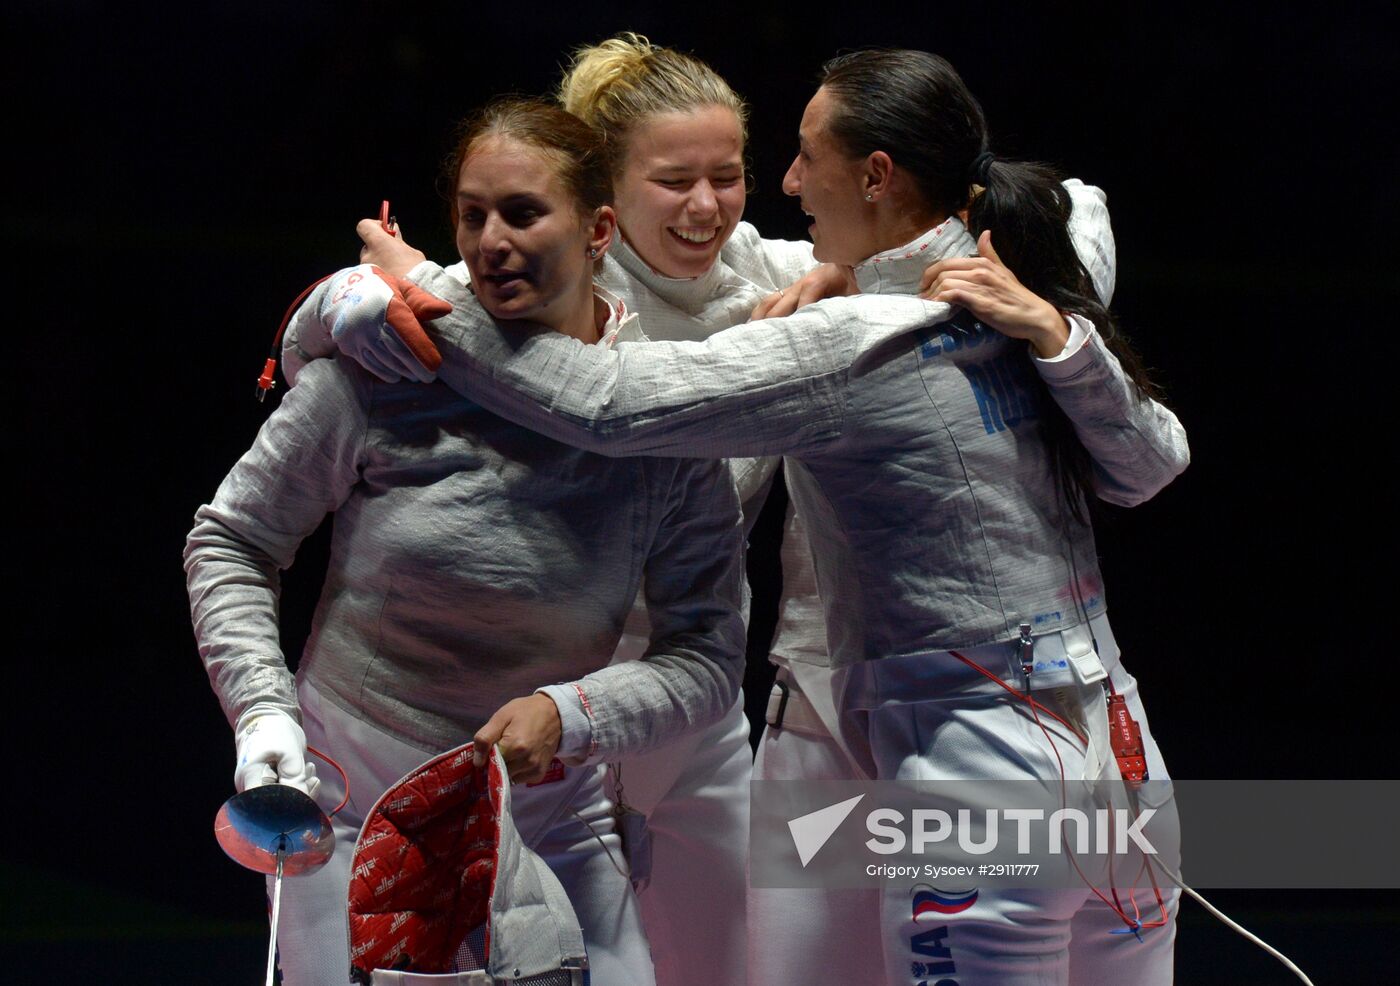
top-left (571, 807), bottom-right (632, 881)
top-left (1154, 863), bottom-right (1316, 986)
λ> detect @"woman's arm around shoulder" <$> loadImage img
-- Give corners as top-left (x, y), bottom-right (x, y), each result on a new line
top-left (405, 261), bottom-right (859, 459)
top-left (1034, 317), bottom-right (1190, 506)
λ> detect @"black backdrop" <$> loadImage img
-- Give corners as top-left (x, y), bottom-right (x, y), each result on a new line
top-left (7, 1), bottom-right (1396, 981)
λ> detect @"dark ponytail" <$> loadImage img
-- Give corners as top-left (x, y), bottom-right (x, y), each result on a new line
top-left (820, 49), bottom-right (1163, 518)
top-left (968, 159), bottom-right (1162, 519)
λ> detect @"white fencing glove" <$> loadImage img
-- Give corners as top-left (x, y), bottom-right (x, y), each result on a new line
top-left (234, 706), bottom-right (320, 799)
top-left (316, 264), bottom-right (448, 383)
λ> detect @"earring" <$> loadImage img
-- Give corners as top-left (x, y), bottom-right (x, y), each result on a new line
top-left (589, 247), bottom-right (598, 258)
top-left (865, 193), bottom-right (873, 202)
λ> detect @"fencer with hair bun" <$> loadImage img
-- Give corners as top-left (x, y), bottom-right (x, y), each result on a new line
top-left (293, 38), bottom-right (1189, 986)
top-left (309, 47), bottom-right (1189, 985)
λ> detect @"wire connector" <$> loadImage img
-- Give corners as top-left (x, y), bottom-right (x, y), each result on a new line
top-left (1107, 692), bottom-right (1148, 787)
top-left (255, 358), bottom-right (278, 402)
top-left (1018, 622), bottom-right (1035, 683)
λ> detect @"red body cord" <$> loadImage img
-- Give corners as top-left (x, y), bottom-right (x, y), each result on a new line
top-left (306, 744), bottom-right (351, 818)
top-left (254, 200), bottom-right (394, 401)
top-left (948, 649), bottom-right (1170, 933)
top-left (254, 274), bottom-right (332, 401)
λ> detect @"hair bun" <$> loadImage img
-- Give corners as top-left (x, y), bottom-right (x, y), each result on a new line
top-left (554, 33), bottom-right (748, 176)
top-left (557, 33), bottom-right (656, 122)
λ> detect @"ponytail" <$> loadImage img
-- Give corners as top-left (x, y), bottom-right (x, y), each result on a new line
top-left (968, 159), bottom-right (1162, 518)
top-left (821, 49), bottom-right (1165, 517)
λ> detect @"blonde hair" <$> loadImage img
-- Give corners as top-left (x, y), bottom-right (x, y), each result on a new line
top-left (556, 33), bottom-right (748, 175)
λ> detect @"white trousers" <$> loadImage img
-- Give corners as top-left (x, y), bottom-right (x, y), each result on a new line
top-left (268, 680), bottom-right (654, 986)
top-left (748, 699), bottom-right (884, 986)
top-left (750, 638), bottom-right (1178, 986)
top-left (609, 633), bottom-right (751, 986)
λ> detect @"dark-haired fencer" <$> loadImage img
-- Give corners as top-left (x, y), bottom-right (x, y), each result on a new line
top-left (298, 48), bottom-right (1187, 986)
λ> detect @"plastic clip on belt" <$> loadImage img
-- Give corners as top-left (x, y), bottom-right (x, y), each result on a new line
top-left (764, 672), bottom-right (830, 734)
top-left (1018, 622), bottom-right (1035, 683)
top-left (765, 677), bottom-right (790, 728)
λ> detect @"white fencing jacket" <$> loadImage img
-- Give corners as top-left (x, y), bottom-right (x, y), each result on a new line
top-left (186, 296), bottom-right (746, 759)
top-left (397, 216), bottom-right (1187, 666)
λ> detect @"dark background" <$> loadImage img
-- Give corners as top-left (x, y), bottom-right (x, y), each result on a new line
top-left (7, 1), bottom-right (1396, 982)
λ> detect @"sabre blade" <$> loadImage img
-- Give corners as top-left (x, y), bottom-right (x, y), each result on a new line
top-left (266, 844), bottom-right (286, 986)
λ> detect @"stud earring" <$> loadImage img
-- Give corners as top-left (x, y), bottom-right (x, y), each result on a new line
top-left (589, 247), bottom-right (598, 258)
top-left (865, 193), bottom-right (874, 201)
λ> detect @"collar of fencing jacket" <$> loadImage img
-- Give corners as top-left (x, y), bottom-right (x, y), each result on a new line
top-left (611, 231), bottom-right (753, 317)
top-left (852, 217), bottom-right (975, 296)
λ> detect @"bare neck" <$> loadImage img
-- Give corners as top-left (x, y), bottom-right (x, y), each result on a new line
top-left (540, 275), bottom-right (603, 344)
top-left (870, 197), bottom-right (946, 257)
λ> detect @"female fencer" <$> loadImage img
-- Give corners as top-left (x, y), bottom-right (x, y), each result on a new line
top-left (305, 49), bottom-right (1185, 985)
top-left (307, 34), bottom-right (1186, 986)
top-left (185, 97), bottom-right (748, 986)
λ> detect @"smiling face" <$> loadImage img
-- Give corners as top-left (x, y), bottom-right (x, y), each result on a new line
top-left (455, 136), bottom-right (603, 333)
top-left (781, 87), bottom-right (877, 265)
top-left (612, 105), bottom-right (746, 278)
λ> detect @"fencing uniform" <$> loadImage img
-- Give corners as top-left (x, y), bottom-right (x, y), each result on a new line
top-left (185, 297), bottom-right (747, 985)
top-left (303, 219), bottom-right (820, 986)
top-left (371, 213), bottom-right (1186, 985)
top-left (562, 223), bottom-right (813, 986)
top-left (749, 188), bottom-right (1186, 984)
top-left (391, 189), bottom-right (1147, 986)
top-left (284, 182), bottom-right (1185, 985)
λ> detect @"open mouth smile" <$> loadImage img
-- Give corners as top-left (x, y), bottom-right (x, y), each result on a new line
top-left (668, 227), bottom-right (719, 245)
